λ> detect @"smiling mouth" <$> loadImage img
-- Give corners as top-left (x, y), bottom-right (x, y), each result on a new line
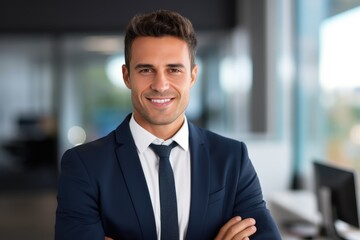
top-left (150, 98), bottom-right (172, 104)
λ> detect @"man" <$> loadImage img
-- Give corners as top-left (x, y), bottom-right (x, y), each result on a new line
top-left (55, 9), bottom-right (281, 240)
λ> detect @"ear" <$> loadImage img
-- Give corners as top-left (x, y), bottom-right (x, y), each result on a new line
top-left (122, 64), bottom-right (131, 89)
top-left (190, 64), bottom-right (198, 87)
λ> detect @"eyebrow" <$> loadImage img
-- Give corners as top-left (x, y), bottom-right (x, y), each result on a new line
top-left (167, 63), bottom-right (185, 68)
top-left (134, 63), bottom-right (186, 69)
top-left (134, 64), bottom-right (153, 70)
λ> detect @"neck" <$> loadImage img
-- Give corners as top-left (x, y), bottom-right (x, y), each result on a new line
top-left (133, 113), bottom-right (185, 140)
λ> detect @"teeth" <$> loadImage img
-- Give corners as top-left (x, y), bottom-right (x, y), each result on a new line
top-left (151, 98), bottom-right (171, 103)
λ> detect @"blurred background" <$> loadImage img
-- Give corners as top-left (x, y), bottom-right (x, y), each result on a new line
top-left (0, 0), bottom-right (360, 239)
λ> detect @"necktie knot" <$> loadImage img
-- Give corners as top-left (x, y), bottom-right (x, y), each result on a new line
top-left (150, 141), bottom-right (178, 159)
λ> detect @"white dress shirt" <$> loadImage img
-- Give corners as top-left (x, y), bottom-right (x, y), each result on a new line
top-left (129, 115), bottom-right (191, 240)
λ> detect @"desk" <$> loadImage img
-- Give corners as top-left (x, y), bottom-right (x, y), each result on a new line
top-left (269, 190), bottom-right (360, 240)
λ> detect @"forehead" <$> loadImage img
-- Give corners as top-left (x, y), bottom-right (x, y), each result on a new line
top-left (130, 36), bottom-right (191, 65)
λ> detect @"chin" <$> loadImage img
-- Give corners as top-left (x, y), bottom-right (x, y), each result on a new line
top-left (150, 114), bottom-right (181, 125)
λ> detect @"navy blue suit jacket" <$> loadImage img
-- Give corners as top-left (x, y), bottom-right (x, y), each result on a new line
top-left (55, 115), bottom-right (281, 239)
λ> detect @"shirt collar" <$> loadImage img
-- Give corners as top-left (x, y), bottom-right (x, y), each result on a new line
top-left (129, 114), bottom-right (189, 154)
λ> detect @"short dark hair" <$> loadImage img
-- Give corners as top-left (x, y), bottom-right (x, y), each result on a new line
top-left (124, 9), bottom-right (197, 70)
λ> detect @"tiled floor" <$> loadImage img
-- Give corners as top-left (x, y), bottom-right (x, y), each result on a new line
top-left (0, 190), bottom-right (57, 240)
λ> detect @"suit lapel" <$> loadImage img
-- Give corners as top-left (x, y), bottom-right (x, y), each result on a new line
top-left (115, 115), bottom-right (157, 240)
top-left (185, 123), bottom-right (210, 240)
top-left (114, 116), bottom-right (210, 239)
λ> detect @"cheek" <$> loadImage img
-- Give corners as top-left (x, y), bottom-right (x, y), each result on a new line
top-left (179, 82), bottom-right (193, 96)
top-left (129, 81), bottom-right (145, 94)
top-left (179, 87), bottom-right (191, 103)
top-left (131, 89), bottom-right (142, 101)
top-left (131, 86), bottom-right (147, 105)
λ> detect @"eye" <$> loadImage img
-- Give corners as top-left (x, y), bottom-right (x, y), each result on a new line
top-left (169, 68), bottom-right (182, 74)
top-left (139, 68), bottom-right (153, 74)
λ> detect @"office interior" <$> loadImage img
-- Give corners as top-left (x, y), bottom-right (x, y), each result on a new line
top-left (1, 0), bottom-right (360, 239)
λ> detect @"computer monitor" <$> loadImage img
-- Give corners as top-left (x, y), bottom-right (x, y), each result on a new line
top-left (313, 160), bottom-right (360, 239)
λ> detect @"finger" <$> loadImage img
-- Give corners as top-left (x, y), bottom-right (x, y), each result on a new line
top-left (233, 224), bottom-right (257, 240)
top-left (222, 218), bottom-right (256, 240)
top-left (215, 216), bottom-right (242, 240)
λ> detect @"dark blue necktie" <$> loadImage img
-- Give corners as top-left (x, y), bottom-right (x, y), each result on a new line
top-left (150, 142), bottom-right (179, 240)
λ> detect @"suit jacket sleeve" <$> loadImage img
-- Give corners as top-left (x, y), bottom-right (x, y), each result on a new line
top-left (55, 148), bottom-right (105, 240)
top-left (232, 142), bottom-right (281, 239)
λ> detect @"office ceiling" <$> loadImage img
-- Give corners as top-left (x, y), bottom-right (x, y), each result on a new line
top-left (0, 0), bottom-right (237, 34)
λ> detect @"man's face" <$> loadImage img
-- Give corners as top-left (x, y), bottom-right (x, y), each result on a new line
top-left (122, 36), bottom-right (198, 137)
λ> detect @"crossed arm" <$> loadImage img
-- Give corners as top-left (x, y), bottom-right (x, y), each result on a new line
top-left (105, 216), bottom-right (257, 240)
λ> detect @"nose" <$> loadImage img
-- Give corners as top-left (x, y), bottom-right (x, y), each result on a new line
top-left (151, 72), bottom-right (169, 93)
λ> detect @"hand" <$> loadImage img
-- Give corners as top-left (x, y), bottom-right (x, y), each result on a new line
top-left (105, 237), bottom-right (114, 240)
top-left (215, 216), bottom-right (257, 240)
